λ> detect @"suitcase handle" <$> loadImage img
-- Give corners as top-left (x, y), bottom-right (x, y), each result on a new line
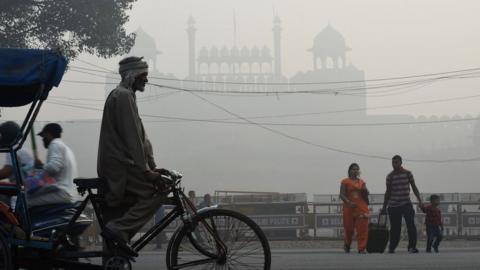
top-left (377, 213), bottom-right (388, 226)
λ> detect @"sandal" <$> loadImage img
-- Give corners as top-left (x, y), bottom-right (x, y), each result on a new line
top-left (101, 228), bottom-right (138, 257)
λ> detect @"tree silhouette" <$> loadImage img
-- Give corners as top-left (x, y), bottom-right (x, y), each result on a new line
top-left (0, 0), bottom-right (137, 60)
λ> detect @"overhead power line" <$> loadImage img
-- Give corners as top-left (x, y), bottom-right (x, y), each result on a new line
top-left (44, 99), bottom-right (480, 163)
top-left (147, 116), bottom-right (480, 127)
top-left (231, 93), bottom-right (480, 120)
top-left (75, 58), bottom-right (115, 73)
top-left (66, 67), bottom-right (480, 97)
top-left (50, 80), bottom-right (480, 120)
top-left (181, 89), bottom-right (480, 163)
top-left (154, 67), bottom-right (480, 85)
top-left (70, 62), bottom-right (480, 86)
top-left (45, 96), bottom-right (480, 126)
top-left (146, 73), bottom-right (479, 96)
top-left (65, 64), bottom-right (480, 99)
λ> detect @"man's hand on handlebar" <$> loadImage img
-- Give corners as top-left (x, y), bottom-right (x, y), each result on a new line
top-left (154, 168), bottom-right (172, 176)
top-left (144, 170), bottom-right (172, 193)
top-left (154, 168), bottom-right (183, 180)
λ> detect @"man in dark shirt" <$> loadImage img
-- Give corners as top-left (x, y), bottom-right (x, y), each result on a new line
top-left (421, 194), bottom-right (443, 253)
top-left (381, 155), bottom-right (423, 253)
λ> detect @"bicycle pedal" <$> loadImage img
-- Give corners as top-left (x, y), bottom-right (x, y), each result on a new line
top-left (101, 231), bottom-right (138, 258)
top-left (108, 240), bottom-right (138, 258)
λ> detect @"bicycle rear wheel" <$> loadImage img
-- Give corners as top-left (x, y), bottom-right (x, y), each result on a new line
top-left (167, 209), bottom-right (270, 270)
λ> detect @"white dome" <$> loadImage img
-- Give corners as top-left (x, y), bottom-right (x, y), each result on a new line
top-left (310, 24), bottom-right (350, 57)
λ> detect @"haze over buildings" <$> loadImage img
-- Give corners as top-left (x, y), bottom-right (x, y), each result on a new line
top-left (1, 1), bottom-right (480, 197)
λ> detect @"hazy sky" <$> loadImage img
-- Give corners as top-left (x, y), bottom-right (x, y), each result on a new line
top-left (2, 0), bottom-right (480, 120)
top-left (2, 1), bottom-right (480, 196)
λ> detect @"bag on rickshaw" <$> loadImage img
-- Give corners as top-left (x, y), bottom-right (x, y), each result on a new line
top-left (23, 168), bottom-right (56, 194)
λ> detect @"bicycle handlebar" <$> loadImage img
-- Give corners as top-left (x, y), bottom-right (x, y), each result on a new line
top-left (159, 169), bottom-right (183, 189)
top-left (168, 170), bottom-right (183, 180)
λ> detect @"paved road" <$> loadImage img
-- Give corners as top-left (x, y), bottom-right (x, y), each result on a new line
top-left (120, 248), bottom-right (480, 270)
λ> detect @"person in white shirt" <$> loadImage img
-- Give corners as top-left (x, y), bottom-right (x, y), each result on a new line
top-left (32, 123), bottom-right (79, 207)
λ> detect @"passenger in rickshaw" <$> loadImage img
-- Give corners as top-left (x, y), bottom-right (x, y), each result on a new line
top-left (32, 122), bottom-right (80, 207)
top-left (0, 121), bottom-right (84, 243)
top-left (98, 56), bottom-right (170, 247)
top-left (0, 121), bottom-right (34, 207)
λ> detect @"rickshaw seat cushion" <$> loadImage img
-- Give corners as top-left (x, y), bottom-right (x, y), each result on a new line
top-left (29, 201), bottom-right (92, 237)
top-left (73, 177), bottom-right (108, 192)
top-left (29, 202), bottom-right (81, 218)
top-left (0, 182), bottom-right (18, 196)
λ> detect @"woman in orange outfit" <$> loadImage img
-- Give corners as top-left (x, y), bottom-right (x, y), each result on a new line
top-left (339, 163), bottom-right (370, 253)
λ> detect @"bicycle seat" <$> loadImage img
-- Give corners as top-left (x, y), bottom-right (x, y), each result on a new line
top-left (73, 177), bottom-right (108, 193)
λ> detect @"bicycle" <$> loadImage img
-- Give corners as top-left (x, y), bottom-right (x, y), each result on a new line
top-left (1, 171), bottom-right (271, 270)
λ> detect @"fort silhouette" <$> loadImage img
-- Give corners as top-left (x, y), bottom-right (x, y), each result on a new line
top-left (78, 15), bottom-right (479, 197)
top-left (122, 15), bottom-right (479, 152)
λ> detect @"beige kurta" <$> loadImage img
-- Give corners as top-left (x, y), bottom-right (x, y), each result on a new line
top-left (97, 85), bottom-right (155, 206)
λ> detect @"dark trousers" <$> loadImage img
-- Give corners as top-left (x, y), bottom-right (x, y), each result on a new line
top-left (388, 203), bottom-right (417, 251)
top-left (426, 224), bottom-right (442, 251)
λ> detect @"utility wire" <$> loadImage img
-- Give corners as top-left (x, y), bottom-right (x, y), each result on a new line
top-left (233, 93), bottom-right (480, 120)
top-left (43, 99), bottom-right (480, 163)
top-left (182, 90), bottom-right (480, 163)
top-left (58, 79), bottom-right (480, 120)
top-left (70, 62), bottom-right (480, 86)
top-left (75, 59), bottom-right (115, 73)
top-left (45, 99), bottom-right (480, 126)
top-left (146, 74), bottom-right (477, 95)
top-left (66, 67), bottom-right (480, 96)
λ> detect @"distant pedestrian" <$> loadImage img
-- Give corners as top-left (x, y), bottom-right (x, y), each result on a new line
top-left (198, 193), bottom-right (212, 209)
top-left (381, 155), bottom-right (423, 253)
top-left (188, 190), bottom-right (197, 205)
top-left (339, 163), bottom-right (370, 254)
top-left (420, 194), bottom-right (443, 253)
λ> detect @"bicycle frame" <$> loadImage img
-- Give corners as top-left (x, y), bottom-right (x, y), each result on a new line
top-left (57, 177), bottom-right (224, 257)
top-left (8, 175), bottom-right (230, 270)
top-left (130, 181), bottom-right (225, 255)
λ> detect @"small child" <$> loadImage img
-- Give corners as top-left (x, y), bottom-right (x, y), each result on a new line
top-left (420, 194), bottom-right (443, 253)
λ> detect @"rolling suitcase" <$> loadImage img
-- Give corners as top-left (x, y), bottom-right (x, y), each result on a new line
top-left (367, 213), bottom-right (389, 253)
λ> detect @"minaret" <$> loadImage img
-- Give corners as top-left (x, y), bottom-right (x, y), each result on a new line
top-left (233, 10), bottom-right (237, 47)
top-left (186, 16), bottom-right (196, 78)
top-left (272, 15), bottom-right (282, 79)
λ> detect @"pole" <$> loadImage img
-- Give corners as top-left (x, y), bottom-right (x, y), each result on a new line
top-left (30, 125), bottom-right (38, 159)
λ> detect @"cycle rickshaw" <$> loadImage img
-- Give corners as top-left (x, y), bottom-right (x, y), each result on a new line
top-left (0, 48), bottom-right (271, 269)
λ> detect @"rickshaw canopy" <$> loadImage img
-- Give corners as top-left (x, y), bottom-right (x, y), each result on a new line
top-left (0, 48), bottom-right (67, 107)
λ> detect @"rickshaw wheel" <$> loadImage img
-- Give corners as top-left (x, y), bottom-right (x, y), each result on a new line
top-left (104, 256), bottom-right (131, 270)
top-left (0, 231), bottom-right (12, 270)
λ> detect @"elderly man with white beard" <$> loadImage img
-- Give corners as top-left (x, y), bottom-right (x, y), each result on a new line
top-left (97, 56), bottom-right (170, 252)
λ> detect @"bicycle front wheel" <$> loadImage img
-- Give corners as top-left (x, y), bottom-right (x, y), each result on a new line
top-left (167, 209), bottom-right (271, 270)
